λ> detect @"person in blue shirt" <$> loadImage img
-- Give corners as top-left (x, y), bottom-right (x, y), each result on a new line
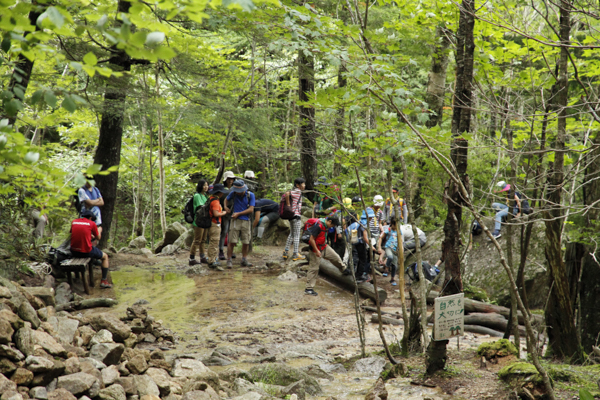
top-left (78, 177), bottom-right (104, 239)
top-left (252, 198), bottom-right (279, 239)
top-left (378, 218), bottom-right (400, 286)
top-left (346, 212), bottom-right (372, 284)
top-left (225, 180), bottom-right (255, 268)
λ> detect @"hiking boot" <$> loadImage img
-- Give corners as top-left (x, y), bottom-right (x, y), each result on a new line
top-left (491, 230), bottom-right (502, 239)
top-left (391, 281), bottom-right (397, 286)
top-left (304, 288), bottom-right (318, 296)
top-left (209, 262), bottom-right (224, 271)
top-left (282, 251), bottom-right (289, 260)
top-left (189, 259), bottom-right (201, 266)
top-left (292, 254), bottom-right (306, 261)
top-left (226, 259), bottom-right (233, 269)
top-left (219, 251), bottom-right (226, 260)
top-left (100, 280), bottom-right (112, 289)
top-left (232, 253), bottom-right (236, 259)
top-left (241, 258), bottom-right (253, 267)
top-left (356, 275), bottom-right (367, 284)
top-left (200, 257), bottom-right (209, 264)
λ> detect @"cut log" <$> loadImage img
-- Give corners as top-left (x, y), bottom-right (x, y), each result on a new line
top-left (464, 313), bottom-right (528, 337)
top-left (319, 259), bottom-right (387, 303)
top-left (427, 290), bottom-right (543, 325)
top-left (55, 298), bottom-right (118, 312)
top-left (362, 306), bottom-right (401, 317)
top-left (370, 314), bottom-right (504, 337)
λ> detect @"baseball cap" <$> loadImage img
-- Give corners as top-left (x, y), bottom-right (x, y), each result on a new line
top-left (373, 195), bottom-right (384, 207)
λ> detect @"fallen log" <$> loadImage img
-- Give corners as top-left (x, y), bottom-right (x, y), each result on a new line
top-left (362, 306), bottom-right (401, 317)
top-left (56, 298), bottom-right (118, 312)
top-left (370, 314), bottom-right (504, 337)
top-left (464, 313), bottom-right (528, 337)
top-left (427, 290), bottom-right (543, 326)
top-left (319, 259), bottom-right (387, 303)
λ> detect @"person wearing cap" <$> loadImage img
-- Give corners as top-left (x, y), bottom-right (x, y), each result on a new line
top-left (218, 171), bottom-right (237, 260)
top-left (383, 188), bottom-right (408, 225)
top-left (206, 184), bottom-right (229, 269)
top-left (243, 170), bottom-right (261, 196)
top-left (491, 181), bottom-right (523, 239)
top-left (225, 180), bottom-right (256, 268)
top-left (70, 210), bottom-right (111, 288)
top-left (78, 177), bottom-right (104, 237)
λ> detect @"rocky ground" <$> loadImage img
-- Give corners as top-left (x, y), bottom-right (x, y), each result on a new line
top-left (1, 222), bottom-right (597, 400)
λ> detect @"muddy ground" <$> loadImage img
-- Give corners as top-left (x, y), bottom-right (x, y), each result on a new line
top-left (54, 244), bottom-right (588, 400)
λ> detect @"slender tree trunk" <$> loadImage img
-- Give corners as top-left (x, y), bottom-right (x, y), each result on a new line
top-left (298, 49), bottom-right (317, 201)
top-left (333, 63), bottom-right (347, 177)
top-left (425, 26), bottom-right (451, 128)
top-left (155, 65), bottom-right (167, 235)
top-left (426, 0), bottom-right (474, 375)
top-left (543, 0), bottom-right (583, 362)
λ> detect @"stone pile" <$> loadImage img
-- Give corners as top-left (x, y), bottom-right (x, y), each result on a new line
top-left (0, 277), bottom-right (316, 400)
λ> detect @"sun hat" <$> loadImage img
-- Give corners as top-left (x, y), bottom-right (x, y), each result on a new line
top-left (209, 184), bottom-right (229, 195)
top-left (231, 180), bottom-right (248, 193)
top-left (223, 171), bottom-right (236, 181)
top-left (342, 198), bottom-right (352, 208)
top-left (496, 181), bottom-right (506, 188)
top-left (373, 195), bottom-right (384, 207)
top-left (244, 170), bottom-right (255, 179)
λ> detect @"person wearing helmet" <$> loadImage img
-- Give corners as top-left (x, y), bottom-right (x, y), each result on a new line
top-left (491, 181), bottom-right (523, 239)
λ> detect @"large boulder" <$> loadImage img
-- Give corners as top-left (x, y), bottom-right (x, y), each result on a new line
top-left (89, 314), bottom-right (132, 342)
top-left (248, 363), bottom-right (321, 395)
top-left (21, 287), bottom-right (55, 307)
top-left (172, 229), bottom-right (193, 251)
top-left (47, 316), bottom-right (79, 345)
top-left (352, 356), bottom-right (387, 376)
top-left (154, 223), bottom-right (187, 253)
top-left (89, 343), bottom-right (124, 366)
top-left (57, 372), bottom-right (99, 396)
top-left (171, 358), bottom-right (211, 378)
top-left (129, 236), bottom-right (147, 249)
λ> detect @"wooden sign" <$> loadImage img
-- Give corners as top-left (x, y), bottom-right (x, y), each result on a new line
top-left (433, 293), bottom-right (465, 341)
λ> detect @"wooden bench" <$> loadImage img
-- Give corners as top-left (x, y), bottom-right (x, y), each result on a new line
top-left (60, 258), bottom-right (95, 295)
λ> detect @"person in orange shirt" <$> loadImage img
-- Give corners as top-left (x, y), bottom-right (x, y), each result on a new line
top-left (206, 184), bottom-right (229, 270)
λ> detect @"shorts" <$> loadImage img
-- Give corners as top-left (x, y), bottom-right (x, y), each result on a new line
top-left (71, 247), bottom-right (103, 260)
top-left (229, 219), bottom-right (251, 245)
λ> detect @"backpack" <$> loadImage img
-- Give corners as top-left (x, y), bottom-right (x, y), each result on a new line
top-left (72, 190), bottom-right (81, 214)
top-left (182, 196), bottom-right (194, 224)
top-left (195, 198), bottom-right (218, 229)
top-left (406, 261), bottom-right (440, 282)
top-left (301, 218), bottom-right (324, 244)
top-left (521, 199), bottom-right (533, 215)
top-left (279, 192), bottom-right (296, 220)
top-left (471, 220), bottom-right (483, 235)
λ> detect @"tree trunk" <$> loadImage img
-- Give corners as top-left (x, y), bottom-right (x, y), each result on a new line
top-left (426, 0), bottom-right (474, 375)
top-left (425, 26), bottom-right (451, 128)
top-left (543, 0), bottom-right (583, 362)
top-left (298, 49), bottom-right (317, 201)
top-left (155, 65), bottom-right (167, 235)
top-left (93, 0), bottom-right (133, 249)
top-left (333, 63), bottom-right (347, 177)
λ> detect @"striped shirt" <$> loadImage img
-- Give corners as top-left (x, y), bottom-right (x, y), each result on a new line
top-left (290, 188), bottom-right (303, 216)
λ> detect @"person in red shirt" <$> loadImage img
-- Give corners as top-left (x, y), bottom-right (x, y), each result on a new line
top-left (70, 210), bottom-right (111, 288)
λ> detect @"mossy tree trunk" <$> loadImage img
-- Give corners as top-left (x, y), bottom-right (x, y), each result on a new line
top-left (298, 49), bottom-right (317, 202)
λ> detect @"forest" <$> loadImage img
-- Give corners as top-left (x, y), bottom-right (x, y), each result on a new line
top-left (1, 0), bottom-right (600, 398)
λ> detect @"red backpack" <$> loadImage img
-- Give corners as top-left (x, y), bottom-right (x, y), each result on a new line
top-left (301, 218), bottom-right (326, 244)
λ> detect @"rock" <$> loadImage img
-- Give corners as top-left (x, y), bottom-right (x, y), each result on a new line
top-left (300, 364), bottom-right (334, 381)
top-left (63, 357), bottom-right (81, 375)
top-left (352, 356), bottom-right (387, 376)
top-left (90, 329), bottom-right (114, 346)
top-left (29, 387), bottom-right (47, 400)
top-left (97, 384), bottom-right (126, 400)
top-left (33, 330), bottom-right (67, 357)
top-left (56, 372), bottom-right (98, 396)
top-left (0, 372), bottom-right (18, 393)
top-left (81, 357), bottom-right (107, 370)
top-left (218, 367), bottom-right (251, 383)
top-left (229, 392), bottom-right (263, 400)
top-left (15, 325), bottom-right (35, 357)
top-left (381, 363), bottom-right (407, 380)
top-left (0, 309), bottom-right (23, 331)
top-left (160, 245), bottom-right (177, 255)
top-left (54, 283), bottom-right (72, 306)
top-left (53, 317), bottom-right (79, 346)
top-left (148, 358), bottom-right (171, 372)
top-left (0, 319), bottom-right (14, 344)
top-left (173, 229), bottom-right (193, 251)
top-left (0, 286), bottom-right (11, 298)
top-left (43, 275), bottom-right (55, 289)
top-left (116, 377), bottom-right (135, 395)
top-left (232, 378), bottom-right (262, 396)
top-left (30, 359), bottom-right (65, 387)
top-left (365, 377), bottom-right (387, 400)
top-left (89, 314), bottom-right (132, 342)
top-left (477, 339), bottom-right (519, 360)
top-left (25, 355), bottom-right (55, 373)
top-left (89, 343), bottom-right (125, 366)
top-left (0, 345), bottom-right (25, 361)
top-left (318, 363), bottom-right (346, 374)
top-left (76, 326), bottom-right (95, 347)
top-left (102, 365), bottom-right (120, 386)
top-left (248, 363), bottom-right (321, 395)
top-left (181, 388), bottom-right (220, 400)
top-left (203, 352), bottom-right (233, 366)
top-left (129, 236), bottom-right (147, 249)
top-left (133, 374), bottom-right (160, 397)
top-left (127, 354), bottom-right (148, 375)
top-left (126, 305), bottom-right (148, 321)
top-left (0, 358), bottom-right (17, 375)
top-left (10, 367), bottom-right (33, 386)
top-left (140, 396), bottom-right (161, 400)
top-left (21, 287), bottom-right (55, 307)
top-left (1, 392), bottom-right (23, 400)
top-left (47, 388), bottom-right (76, 400)
top-left (171, 358), bottom-right (211, 377)
top-left (145, 367), bottom-right (170, 396)
top-left (277, 271), bottom-right (298, 282)
top-left (282, 380), bottom-right (306, 400)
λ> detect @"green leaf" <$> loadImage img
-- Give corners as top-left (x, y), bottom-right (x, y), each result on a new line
top-left (154, 46), bottom-right (175, 60)
top-left (23, 152), bottom-right (39, 164)
top-left (4, 99), bottom-right (23, 116)
top-left (1, 91), bottom-right (13, 101)
top-left (131, 31), bottom-right (147, 47)
top-left (62, 96), bottom-right (77, 112)
top-left (83, 52), bottom-right (97, 66)
top-left (74, 173), bottom-right (87, 187)
top-left (145, 32), bottom-right (165, 45)
top-left (74, 25), bottom-right (85, 36)
top-left (86, 164), bottom-right (103, 175)
top-left (1, 34), bottom-right (11, 52)
top-left (44, 91), bottom-right (57, 108)
top-left (0, 135), bottom-right (7, 150)
top-left (579, 389), bottom-right (594, 400)
top-left (97, 14), bottom-right (108, 28)
top-left (38, 6), bottom-right (65, 28)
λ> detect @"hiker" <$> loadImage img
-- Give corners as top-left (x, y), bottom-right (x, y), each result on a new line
top-left (378, 217), bottom-right (400, 286)
top-left (283, 177), bottom-right (306, 262)
top-left (78, 178), bottom-right (104, 237)
top-left (383, 188), bottom-right (408, 224)
top-left (206, 184), bottom-right (229, 270)
top-left (30, 208), bottom-right (48, 240)
top-left (189, 179), bottom-right (210, 266)
top-left (327, 212), bottom-right (347, 261)
top-left (218, 171), bottom-right (236, 260)
top-left (491, 181), bottom-right (523, 239)
top-left (243, 170), bottom-right (260, 195)
top-left (399, 224), bottom-right (427, 250)
top-left (225, 180), bottom-right (255, 268)
top-left (305, 216), bottom-right (350, 296)
top-left (346, 212), bottom-right (372, 284)
top-left (70, 210), bottom-right (111, 288)
top-left (313, 177), bottom-right (339, 217)
top-left (253, 198), bottom-right (279, 238)
top-left (368, 195), bottom-right (385, 258)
